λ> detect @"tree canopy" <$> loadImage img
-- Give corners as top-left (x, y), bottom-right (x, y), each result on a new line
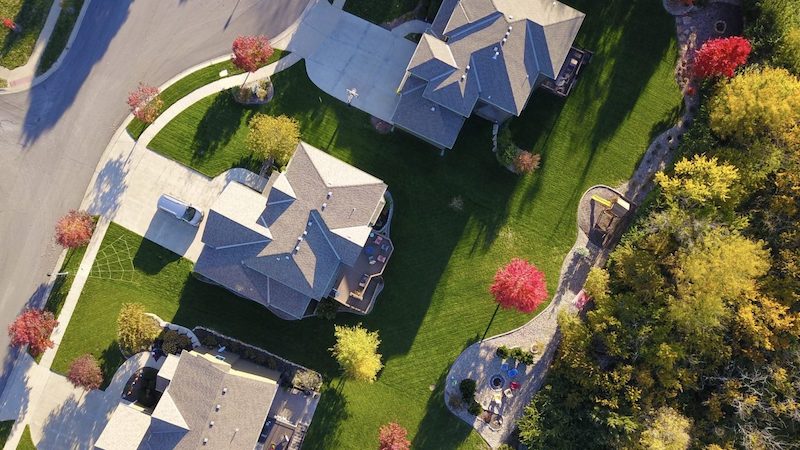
top-left (55, 210), bottom-right (94, 249)
top-left (490, 258), bottom-right (548, 313)
top-left (8, 309), bottom-right (58, 356)
top-left (117, 303), bottom-right (161, 355)
top-left (246, 113), bottom-right (300, 167)
top-left (330, 324), bottom-right (383, 382)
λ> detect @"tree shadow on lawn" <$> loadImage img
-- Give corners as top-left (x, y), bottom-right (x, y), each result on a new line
top-left (132, 233), bottom-right (181, 276)
top-left (189, 92), bottom-right (253, 164)
top-left (411, 357), bottom-right (478, 449)
top-left (302, 379), bottom-right (350, 448)
top-left (99, 341), bottom-right (124, 390)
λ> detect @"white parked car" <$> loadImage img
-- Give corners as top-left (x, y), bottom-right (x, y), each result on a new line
top-left (157, 194), bottom-right (203, 226)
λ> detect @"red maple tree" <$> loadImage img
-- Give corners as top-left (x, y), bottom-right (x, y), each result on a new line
top-left (55, 210), bottom-right (94, 248)
top-left (378, 422), bottom-right (411, 450)
top-left (127, 83), bottom-right (163, 123)
top-left (67, 354), bottom-right (103, 390)
top-left (694, 36), bottom-right (751, 79)
top-left (231, 35), bottom-right (274, 73)
top-left (8, 309), bottom-right (58, 356)
top-left (490, 258), bottom-right (548, 313)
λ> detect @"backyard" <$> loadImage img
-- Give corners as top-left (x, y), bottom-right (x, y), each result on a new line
top-left (53, 0), bottom-right (681, 447)
top-left (0, 0), bottom-right (52, 69)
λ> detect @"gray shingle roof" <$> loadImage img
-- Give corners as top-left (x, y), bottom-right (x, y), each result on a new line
top-left (392, 78), bottom-right (466, 149)
top-left (96, 351), bottom-right (278, 450)
top-left (194, 142), bottom-right (387, 317)
top-left (393, 0), bottom-right (584, 148)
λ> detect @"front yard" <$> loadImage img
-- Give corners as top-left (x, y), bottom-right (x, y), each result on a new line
top-left (55, 0), bottom-right (681, 448)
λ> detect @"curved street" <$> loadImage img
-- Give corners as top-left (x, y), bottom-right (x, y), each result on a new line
top-left (0, 0), bottom-right (310, 392)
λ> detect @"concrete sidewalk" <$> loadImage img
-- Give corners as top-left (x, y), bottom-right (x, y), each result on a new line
top-left (0, 0), bottom-right (92, 93)
top-left (286, 0), bottom-right (416, 122)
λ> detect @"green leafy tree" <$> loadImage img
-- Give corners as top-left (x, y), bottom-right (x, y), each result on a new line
top-left (246, 114), bottom-right (300, 167)
top-left (117, 303), bottom-right (161, 355)
top-left (709, 67), bottom-right (800, 143)
top-left (639, 407), bottom-right (691, 450)
top-left (330, 324), bottom-right (383, 382)
top-left (583, 267), bottom-right (610, 303)
top-left (654, 155), bottom-right (739, 207)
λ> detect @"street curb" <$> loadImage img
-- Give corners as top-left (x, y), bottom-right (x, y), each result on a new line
top-left (0, 0), bottom-right (92, 95)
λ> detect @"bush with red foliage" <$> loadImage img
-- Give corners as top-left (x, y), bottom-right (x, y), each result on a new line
top-left (2, 18), bottom-right (16, 31)
top-left (8, 309), bottom-right (58, 356)
top-left (378, 422), bottom-right (410, 450)
top-left (67, 354), bottom-right (103, 390)
top-left (127, 84), bottom-right (163, 123)
top-left (694, 36), bottom-right (751, 79)
top-left (513, 151), bottom-right (541, 174)
top-left (231, 35), bottom-right (274, 73)
top-left (55, 210), bottom-right (94, 249)
top-left (490, 258), bottom-right (548, 313)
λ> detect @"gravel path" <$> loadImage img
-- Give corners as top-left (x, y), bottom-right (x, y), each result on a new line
top-left (443, 2), bottom-right (743, 447)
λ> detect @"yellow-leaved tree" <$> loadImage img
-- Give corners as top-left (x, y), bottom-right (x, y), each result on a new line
top-left (709, 67), bottom-right (800, 143)
top-left (639, 407), bottom-right (692, 450)
top-left (654, 155), bottom-right (739, 207)
top-left (117, 303), bottom-right (161, 355)
top-left (330, 324), bottom-right (383, 382)
top-left (246, 114), bottom-right (300, 167)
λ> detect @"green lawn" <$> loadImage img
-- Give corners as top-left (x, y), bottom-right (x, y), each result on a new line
top-left (36, 0), bottom-right (83, 75)
top-left (0, 0), bottom-right (53, 69)
top-left (127, 50), bottom-right (286, 140)
top-left (56, 0), bottom-right (680, 447)
top-left (0, 421), bottom-right (13, 447)
top-left (44, 246), bottom-right (87, 318)
top-left (15, 426), bottom-right (34, 450)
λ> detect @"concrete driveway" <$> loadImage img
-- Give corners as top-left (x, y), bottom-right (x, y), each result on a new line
top-left (28, 353), bottom-right (162, 450)
top-left (84, 132), bottom-right (267, 262)
top-left (286, 1), bottom-right (416, 122)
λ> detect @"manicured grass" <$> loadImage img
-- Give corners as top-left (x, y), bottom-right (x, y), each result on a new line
top-left (343, 0), bottom-right (418, 24)
top-left (56, 0), bottom-right (680, 447)
top-left (36, 0), bottom-right (82, 75)
top-left (44, 246), bottom-right (87, 319)
top-left (0, 421), bottom-right (13, 447)
top-left (126, 50), bottom-right (286, 140)
top-left (15, 425), bottom-right (34, 450)
top-left (0, 0), bottom-right (53, 69)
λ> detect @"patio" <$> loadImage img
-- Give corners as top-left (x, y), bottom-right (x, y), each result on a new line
top-left (331, 231), bottom-right (394, 314)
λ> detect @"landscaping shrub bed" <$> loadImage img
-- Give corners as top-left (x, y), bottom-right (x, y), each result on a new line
top-left (193, 326), bottom-right (322, 392)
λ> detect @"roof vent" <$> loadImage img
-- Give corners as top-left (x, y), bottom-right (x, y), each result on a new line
top-left (294, 246), bottom-right (300, 252)
top-left (460, 74), bottom-right (466, 81)
top-left (466, 64), bottom-right (470, 71)
top-left (308, 221), bottom-right (312, 226)
top-left (493, 51), bottom-right (499, 60)
top-left (508, 26), bottom-right (513, 31)
top-left (285, 255), bottom-right (290, 260)
top-left (508, 15), bottom-right (514, 19)
top-left (430, 106), bottom-right (436, 112)
top-left (215, 404), bottom-right (221, 411)
top-left (222, 388), bottom-right (227, 394)
top-left (203, 438), bottom-right (208, 445)
top-left (505, 31), bottom-right (510, 38)
top-left (321, 202), bottom-right (327, 210)
top-left (303, 230), bottom-right (308, 236)
top-left (327, 191), bottom-right (333, 198)
top-left (209, 421), bottom-right (215, 427)
top-left (502, 38), bottom-right (507, 44)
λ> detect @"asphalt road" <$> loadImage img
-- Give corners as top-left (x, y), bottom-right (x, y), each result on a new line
top-left (0, 0), bottom-right (309, 392)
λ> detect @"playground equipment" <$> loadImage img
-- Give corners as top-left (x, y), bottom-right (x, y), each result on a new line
top-left (590, 194), bottom-right (631, 243)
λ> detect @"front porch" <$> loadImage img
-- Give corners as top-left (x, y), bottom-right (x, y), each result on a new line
top-left (330, 232), bottom-right (394, 314)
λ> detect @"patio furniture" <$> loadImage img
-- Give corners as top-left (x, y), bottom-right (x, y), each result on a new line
top-left (500, 363), bottom-right (509, 372)
top-left (510, 381), bottom-right (520, 390)
top-left (375, 235), bottom-right (383, 245)
top-left (358, 274), bottom-right (369, 287)
top-left (377, 255), bottom-right (386, 263)
top-left (380, 243), bottom-right (391, 252)
top-left (504, 388), bottom-right (513, 398)
top-left (507, 368), bottom-right (519, 378)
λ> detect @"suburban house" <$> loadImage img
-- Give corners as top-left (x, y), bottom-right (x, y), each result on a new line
top-left (193, 142), bottom-right (393, 320)
top-left (391, 0), bottom-right (586, 149)
top-left (95, 350), bottom-right (313, 450)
